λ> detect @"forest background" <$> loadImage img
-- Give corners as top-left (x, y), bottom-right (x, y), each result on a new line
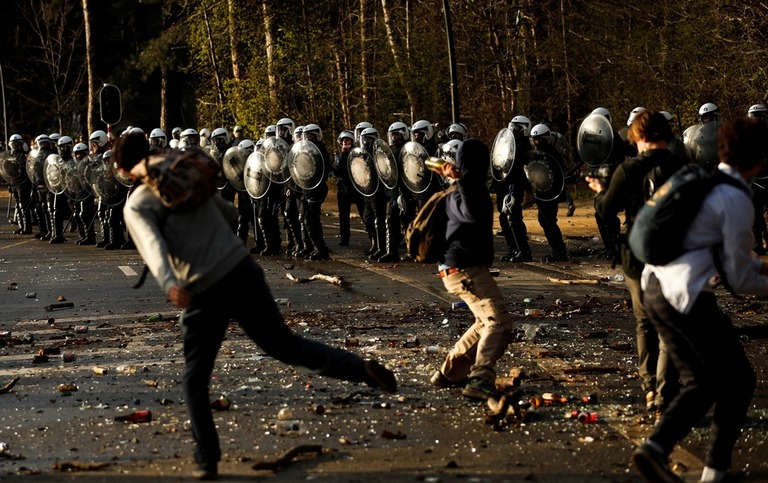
top-left (1, 0), bottom-right (767, 146)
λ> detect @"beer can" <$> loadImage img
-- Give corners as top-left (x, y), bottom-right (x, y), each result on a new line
top-left (61, 352), bottom-right (76, 363)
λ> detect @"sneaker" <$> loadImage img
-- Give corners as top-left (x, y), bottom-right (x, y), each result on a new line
top-left (632, 444), bottom-right (683, 483)
top-left (461, 377), bottom-right (501, 401)
top-left (364, 360), bottom-right (397, 393)
top-left (192, 462), bottom-right (218, 480)
top-left (541, 252), bottom-right (568, 263)
top-left (430, 370), bottom-right (467, 388)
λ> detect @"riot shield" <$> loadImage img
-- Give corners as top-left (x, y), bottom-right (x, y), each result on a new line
top-left (244, 151), bottom-right (271, 200)
top-left (400, 141), bottom-right (431, 194)
top-left (684, 122), bottom-right (719, 171)
top-left (44, 154), bottom-right (67, 195)
top-left (203, 144), bottom-right (227, 189)
top-left (0, 151), bottom-right (28, 186)
top-left (90, 161), bottom-right (126, 206)
top-left (285, 140), bottom-right (324, 191)
top-left (525, 151), bottom-right (565, 202)
top-left (577, 114), bottom-right (614, 167)
top-left (373, 139), bottom-right (398, 190)
top-left (347, 147), bottom-right (378, 197)
top-left (261, 136), bottom-right (291, 184)
top-left (62, 158), bottom-right (90, 201)
top-left (26, 150), bottom-right (49, 187)
top-left (78, 155), bottom-right (99, 194)
top-left (113, 160), bottom-right (135, 188)
top-left (223, 147), bottom-right (248, 191)
top-left (491, 128), bottom-right (516, 181)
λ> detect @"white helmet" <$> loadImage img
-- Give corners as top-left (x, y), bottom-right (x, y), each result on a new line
top-left (233, 125), bottom-right (244, 135)
top-left (354, 121), bottom-right (373, 144)
top-left (508, 115), bottom-right (532, 136)
top-left (171, 127), bottom-right (182, 138)
top-left (293, 125), bottom-right (305, 142)
top-left (698, 102), bottom-right (720, 123)
top-left (73, 143), bottom-right (88, 155)
top-left (89, 130), bottom-right (109, 147)
top-left (446, 139), bottom-right (463, 151)
top-left (149, 128), bottom-right (167, 148)
top-left (530, 123), bottom-right (551, 140)
top-left (360, 127), bottom-right (379, 149)
top-left (49, 133), bottom-right (61, 143)
top-left (129, 127), bottom-right (145, 135)
top-left (199, 128), bottom-right (211, 138)
top-left (748, 104), bottom-right (768, 118)
top-left (411, 119), bottom-right (433, 140)
top-left (9, 134), bottom-right (28, 154)
top-left (338, 130), bottom-right (355, 145)
top-left (35, 134), bottom-right (52, 150)
top-left (591, 107), bottom-right (611, 122)
top-left (169, 139), bottom-right (180, 149)
top-left (212, 127), bottom-right (230, 143)
top-left (659, 111), bottom-right (674, 123)
top-left (276, 118), bottom-right (295, 138)
top-left (255, 138), bottom-right (264, 149)
top-left (626, 106), bottom-right (646, 126)
top-left (447, 123), bottom-right (467, 140)
top-left (387, 121), bottom-right (409, 145)
top-left (303, 123), bottom-right (322, 142)
top-left (264, 125), bottom-right (277, 137)
top-left (181, 128), bottom-right (200, 146)
top-left (238, 139), bottom-right (255, 153)
top-left (58, 135), bottom-right (74, 146)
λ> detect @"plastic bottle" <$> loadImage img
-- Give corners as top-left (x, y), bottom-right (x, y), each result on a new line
top-left (578, 411), bottom-right (598, 423)
top-left (275, 419), bottom-right (304, 435)
top-left (522, 324), bottom-right (540, 340)
top-left (524, 308), bottom-right (544, 316)
top-left (114, 410), bottom-right (152, 423)
top-left (116, 364), bottom-right (137, 374)
top-left (146, 314), bottom-right (163, 322)
top-left (451, 301), bottom-right (468, 310)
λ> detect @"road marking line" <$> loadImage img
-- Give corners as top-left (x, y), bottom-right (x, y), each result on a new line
top-left (118, 265), bottom-right (138, 276)
top-left (0, 239), bottom-right (36, 250)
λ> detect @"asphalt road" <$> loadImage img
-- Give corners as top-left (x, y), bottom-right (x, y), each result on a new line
top-left (1, 192), bottom-right (767, 482)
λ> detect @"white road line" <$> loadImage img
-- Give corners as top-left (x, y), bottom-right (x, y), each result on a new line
top-left (118, 265), bottom-right (138, 276)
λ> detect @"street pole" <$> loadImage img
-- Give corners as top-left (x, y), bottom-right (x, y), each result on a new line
top-left (0, 63), bottom-right (8, 150)
top-left (441, 0), bottom-right (460, 124)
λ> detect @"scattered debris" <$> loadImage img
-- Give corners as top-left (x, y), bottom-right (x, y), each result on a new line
top-left (44, 302), bottom-right (74, 312)
top-left (286, 272), bottom-right (344, 286)
top-left (0, 376), bottom-right (20, 394)
top-left (57, 295), bottom-right (67, 302)
top-left (548, 277), bottom-right (600, 285)
top-left (53, 461), bottom-right (111, 472)
top-left (381, 429), bottom-right (407, 440)
top-left (563, 366), bottom-right (622, 375)
top-left (252, 444), bottom-right (324, 471)
top-left (6, 282), bottom-right (18, 290)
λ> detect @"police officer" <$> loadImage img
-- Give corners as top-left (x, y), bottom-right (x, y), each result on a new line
top-left (299, 124), bottom-right (331, 260)
top-left (7, 134), bottom-right (33, 235)
top-left (31, 135), bottom-right (55, 240)
top-left (359, 127), bottom-right (388, 259)
top-left (72, 142), bottom-right (97, 245)
top-left (89, 130), bottom-right (113, 247)
top-left (276, 118), bottom-right (304, 257)
top-left (497, 116), bottom-right (534, 262)
top-left (748, 103), bottom-right (768, 254)
top-left (331, 130), bottom-right (364, 247)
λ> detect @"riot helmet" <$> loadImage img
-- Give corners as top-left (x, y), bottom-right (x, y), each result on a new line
top-left (264, 125), bottom-right (277, 138)
top-left (360, 127), bottom-right (379, 150)
top-left (447, 123), bottom-right (467, 141)
top-left (748, 104), bottom-right (768, 121)
top-left (9, 134), bottom-right (27, 154)
top-left (354, 121), bottom-right (373, 145)
top-left (73, 143), bottom-right (88, 160)
top-left (530, 124), bottom-right (551, 148)
top-left (129, 127), bottom-right (145, 135)
top-left (387, 122), bottom-right (409, 146)
top-left (35, 134), bottom-right (54, 151)
top-left (233, 125), bottom-right (244, 136)
top-left (508, 115), bottom-right (532, 136)
top-left (627, 106), bottom-right (646, 126)
top-left (293, 125), bottom-right (305, 143)
top-left (303, 124), bottom-right (322, 143)
top-left (212, 127), bottom-right (230, 151)
top-left (89, 130), bottom-right (109, 148)
top-left (149, 128), bottom-right (167, 148)
top-left (591, 107), bottom-right (611, 123)
top-left (276, 118), bottom-right (295, 140)
top-left (49, 133), bottom-right (61, 144)
top-left (57, 135), bottom-right (74, 158)
top-left (171, 127), bottom-right (182, 140)
top-left (255, 138), bottom-right (264, 150)
top-left (238, 139), bottom-right (255, 153)
top-left (199, 128), bottom-right (211, 140)
top-left (337, 130), bottom-right (354, 151)
top-left (698, 103), bottom-right (720, 124)
top-left (411, 119), bottom-right (433, 143)
top-left (180, 128), bottom-right (200, 147)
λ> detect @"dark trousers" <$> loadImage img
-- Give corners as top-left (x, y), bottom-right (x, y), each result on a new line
top-left (644, 274), bottom-right (756, 470)
top-left (181, 257), bottom-right (369, 465)
top-left (535, 198), bottom-right (566, 255)
top-left (336, 185), bottom-right (364, 244)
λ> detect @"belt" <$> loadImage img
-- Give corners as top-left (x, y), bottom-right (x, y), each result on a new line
top-left (438, 267), bottom-right (461, 278)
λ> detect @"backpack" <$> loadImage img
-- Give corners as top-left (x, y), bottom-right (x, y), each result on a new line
top-left (135, 150), bottom-right (221, 211)
top-left (405, 185), bottom-right (458, 263)
top-left (628, 163), bottom-right (750, 266)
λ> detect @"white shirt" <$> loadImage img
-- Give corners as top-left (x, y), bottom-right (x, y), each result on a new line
top-left (641, 163), bottom-right (768, 313)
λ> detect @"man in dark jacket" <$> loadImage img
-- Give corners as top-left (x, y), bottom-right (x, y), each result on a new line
top-left (429, 139), bottom-right (515, 401)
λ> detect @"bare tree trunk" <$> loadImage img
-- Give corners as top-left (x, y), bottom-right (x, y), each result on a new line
top-left (261, 0), bottom-right (278, 110)
top-left (201, 2), bottom-right (226, 120)
top-left (380, 0), bottom-right (415, 116)
top-left (360, 0), bottom-right (369, 120)
top-left (81, 0), bottom-right (94, 136)
top-left (301, 0), bottom-right (317, 121)
top-left (559, 0), bottom-right (573, 135)
top-left (227, 0), bottom-right (241, 83)
top-left (334, 48), bottom-right (351, 128)
top-left (160, 68), bottom-right (168, 133)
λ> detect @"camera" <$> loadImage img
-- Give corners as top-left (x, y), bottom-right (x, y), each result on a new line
top-left (583, 164), bottom-right (613, 185)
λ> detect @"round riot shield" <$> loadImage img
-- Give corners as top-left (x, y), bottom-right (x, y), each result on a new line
top-left (244, 151), bottom-right (271, 200)
top-left (285, 140), bottom-right (324, 191)
top-left (203, 144), bottom-right (227, 189)
top-left (347, 147), bottom-right (378, 197)
top-left (0, 151), bottom-right (28, 186)
top-left (90, 162), bottom-right (126, 206)
top-left (400, 141), bottom-right (431, 194)
top-left (223, 147), bottom-right (248, 191)
top-left (684, 122), bottom-right (719, 171)
top-left (373, 139), bottom-right (399, 190)
top-left (577, 114), bottom-right (614, 167)
top-left (524, 151), bottom-right (565, 202)
top-left (44, 154), bottom-right (67, 195)
top-left (261, 136), bottom-right (291, 184)
top-left (61, 158), bottom-right (90, 201)
top-left (78, 155), bottom-right (98, 194)
top-left (113, 160), bottom-right (135, 188)
top-left (26, 150), bottom-right (49, 187)
top-left (491, 128), bottom-right (517, 181)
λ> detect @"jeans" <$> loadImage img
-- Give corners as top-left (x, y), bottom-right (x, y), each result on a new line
top-left (644, 274), bottom-right (756, 470)
top-left (181, 257), bottom-right (369, 465)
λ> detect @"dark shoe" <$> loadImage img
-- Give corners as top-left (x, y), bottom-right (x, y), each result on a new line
top-left (308, 248), bottom-right (330, 260)
top-left (364, 360), bottom-right (397, 393)
top-left (631, 443), bottom-right (683, 483)
top-left (192, 461), bottom-right (218, 481)
top-left (338, 240), bottom-right (350, 247)
top-left (542, 252), bottom-right (568, 263)
top-left (120, 240), bottom-right (136, 250)
top-left (461, 377), bottom-right (501, 401)
top-left (13, 228), bottom-right (23, 235)
top-left (249, 245), bottom-right (265, 254)
top-left (104, 242), bottom-right (120, 250)
top-left (49, 236), bottom-right (66, 244)
top-left (566, 204), bottom-right (575, 217)
top-left (368, 249), bottom-right (385, 261)
top-left (430, 370), bottom-right (467, 389)
top-left (40, 233), bottom-right (51, 241)
top-left (96, 240), bottom-right (109, 248)
top-left (34, 232), bottom-right (47, 240)
top-left (260, 248), bottom-right (280, 256)
top-left (376, 253), bottom-right (399, 263)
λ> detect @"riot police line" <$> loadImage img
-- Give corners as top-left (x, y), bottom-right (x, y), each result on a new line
top-left (3, 102), bottom-right (768, 261)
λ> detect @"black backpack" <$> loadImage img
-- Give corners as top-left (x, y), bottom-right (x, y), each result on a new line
top-left (628, 164), bottom-right (750, 266)
top-left (405, 185), bottom-right (457, 263)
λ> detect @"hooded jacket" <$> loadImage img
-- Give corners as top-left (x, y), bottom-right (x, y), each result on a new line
top-left (442, 139), bottom-right (494, 268)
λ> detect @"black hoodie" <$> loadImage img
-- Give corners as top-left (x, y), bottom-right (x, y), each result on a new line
top-left (442, 138), bottom-right (494, 268)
